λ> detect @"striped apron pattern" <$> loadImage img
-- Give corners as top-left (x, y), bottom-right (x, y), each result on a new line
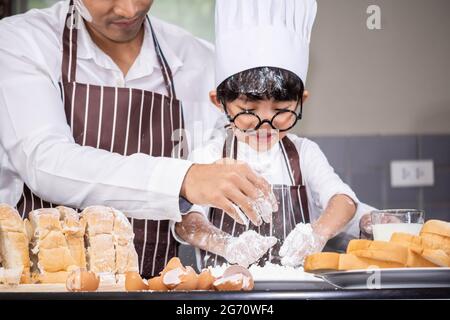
top-left (200, 131), bottom-right (310, 268)
top-left (16, 2), bottom-right (184, 278)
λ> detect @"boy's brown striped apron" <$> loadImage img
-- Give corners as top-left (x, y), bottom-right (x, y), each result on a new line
top-left (16, 2), bottom-right (184, 278)
top-left (200, 131), bottom-right (310, 268)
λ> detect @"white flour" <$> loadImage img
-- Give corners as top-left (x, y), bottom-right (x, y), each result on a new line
top-left (209, 263), bottom-right (322, 282)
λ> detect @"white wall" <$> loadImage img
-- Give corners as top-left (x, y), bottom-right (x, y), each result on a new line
top-left (300, 0), bottom-right (450, 136)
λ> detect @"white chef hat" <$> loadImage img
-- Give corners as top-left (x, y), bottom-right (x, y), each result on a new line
top-left (215, 0), bottom-right (317, 87)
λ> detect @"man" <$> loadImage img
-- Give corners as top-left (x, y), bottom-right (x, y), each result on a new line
top-left (0, 0), bottom-right (273, 277)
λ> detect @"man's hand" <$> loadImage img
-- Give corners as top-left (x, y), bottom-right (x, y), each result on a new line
top-left (180, 160), bottom-right (277, 226)
top-left (222, 230), bottom-right (277, 268)
top-left (279, 223), bottom-right (328, 267)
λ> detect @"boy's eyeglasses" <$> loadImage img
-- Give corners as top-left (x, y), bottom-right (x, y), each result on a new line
top-left (222, 99), bottom-right (303, 133)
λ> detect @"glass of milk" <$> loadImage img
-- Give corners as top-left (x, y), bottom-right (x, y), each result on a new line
top-left (371, 209), bottom-right (425, 241)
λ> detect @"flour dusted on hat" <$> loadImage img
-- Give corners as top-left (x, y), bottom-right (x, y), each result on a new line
top-left (215, 0), bottom-right (317, 87)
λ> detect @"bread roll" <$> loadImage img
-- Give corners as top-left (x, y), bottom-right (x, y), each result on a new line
top-left (420, 220), bottom-right (450, 238)
top-left (420, 232), bottom-right (450, 255)
top-left (0, 204), bottom-right (31, 283)
top-left (304, 252), bottom-right (340, 272)
top-left (420, 249), bottom-right (450, 267)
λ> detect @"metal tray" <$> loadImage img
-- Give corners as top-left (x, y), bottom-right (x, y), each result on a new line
top-left (315, 267), bottom-right (450, 289)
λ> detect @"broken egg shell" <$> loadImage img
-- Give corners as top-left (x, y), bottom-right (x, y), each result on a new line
top-left (213, 276), bottom-right (245, 291)
top-left (66, 269), bottom-right (100, 292)
top-left (147, 276), bottom-right (169, 291)
top-left (220, 265), bottom-right (254, 291)
top-left (160, 257), bottom-right (184, 277)
top-left (197, 269), bottom-right (216, 290)
top-left (173, 266), bottom-right (198, 291)
top-left (162, 266), bottom-right (198, 291)
top-left (125, 272), bottom-right (149, 291)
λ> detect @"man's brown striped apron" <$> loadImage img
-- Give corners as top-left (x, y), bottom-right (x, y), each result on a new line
top-left (200, 131), bottom-right (310, 268)
top-left (16, 3), bottom-right (184, 278)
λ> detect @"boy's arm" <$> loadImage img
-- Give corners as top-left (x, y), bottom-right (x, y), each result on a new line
top-left (312, 194), bottom-right (356, 240)
top-left (279, 138), bottom-right (358, 267)
top-left (175, 212), bottom-right (277, 268)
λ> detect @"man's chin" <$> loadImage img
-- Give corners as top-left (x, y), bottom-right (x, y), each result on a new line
top-left (105, 29), bottom-right (143, 43)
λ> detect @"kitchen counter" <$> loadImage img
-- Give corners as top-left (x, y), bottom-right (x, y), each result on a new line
top-left (0, 282), bottom-right (448, 300)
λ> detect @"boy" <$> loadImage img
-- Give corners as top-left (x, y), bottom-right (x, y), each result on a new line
top-left (174, 0), bottom-right (362, 269)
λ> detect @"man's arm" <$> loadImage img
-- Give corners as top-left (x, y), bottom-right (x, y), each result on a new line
top-left (0, 49), bottom-right (191, 220)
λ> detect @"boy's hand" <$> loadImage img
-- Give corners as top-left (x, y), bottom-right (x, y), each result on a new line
top-left (180, 160), bottom-right (277, 226)
top-left (359, 211), bottom-right (403, 239)
top-left (359, 213), bottom-right (373, 239)
top-left (279, 223), bottom-right (328, 267)
top-left (222, 230), bottom-right (277, 268)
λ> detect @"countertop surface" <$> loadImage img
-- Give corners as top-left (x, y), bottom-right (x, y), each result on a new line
top-left (0, 281), bottom-right (448, 300)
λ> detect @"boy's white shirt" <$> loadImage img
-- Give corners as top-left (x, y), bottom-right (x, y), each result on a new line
top-left (171, 132), bottom-right (376, 247)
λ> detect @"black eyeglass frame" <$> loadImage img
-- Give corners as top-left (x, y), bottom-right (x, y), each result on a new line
top-left (221, 96), bottom-right (304, 133)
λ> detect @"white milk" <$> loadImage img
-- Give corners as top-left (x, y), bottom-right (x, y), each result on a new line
top-left (372, 223), bottom-right (423, 241)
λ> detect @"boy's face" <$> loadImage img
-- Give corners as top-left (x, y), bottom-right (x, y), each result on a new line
top-left (210, 91), bottom-right (309, 151)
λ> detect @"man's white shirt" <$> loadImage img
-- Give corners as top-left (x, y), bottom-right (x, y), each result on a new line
top-left (0, 1), bottom-right (225, 221)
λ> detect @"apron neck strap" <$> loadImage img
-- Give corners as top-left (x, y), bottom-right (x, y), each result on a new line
top-left (280, 136), bottom-right (303, 186)
top-left (61, 0), bottom-right (77, 83)
top-left (221, 129), bottom-right (303, 186)
top-left (222, 128), bottom-right (238, 159)
top-left (61, 2), bottom-right (177, 99)
top-left (148, 17), bottom-right (177, 99)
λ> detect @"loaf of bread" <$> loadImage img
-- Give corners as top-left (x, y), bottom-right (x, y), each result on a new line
top-left (0, 204), bottom-right (31, 284)
top-left (304, 252), bottom-right (340, 272)
top-left (347, 239), bottom-right (409, 266)
top-left (112, 208), bottom-right (139, 274)
top-left (390, 232), bottom-right (424, 253)
top-left (81, 206), bottom-right (138, 275)
top-left (389, 232), bottom-right (448, 267)
top-left (304, 219), bottom-right (450, 272)
top-left (82, 206), bottom-right (116, 273)
top-left (338, 254), bottom-right (403, 270)
top-left (27, 208), bottom-right (79, 283)
top-left (57, 206), bottom-right (86, 268)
